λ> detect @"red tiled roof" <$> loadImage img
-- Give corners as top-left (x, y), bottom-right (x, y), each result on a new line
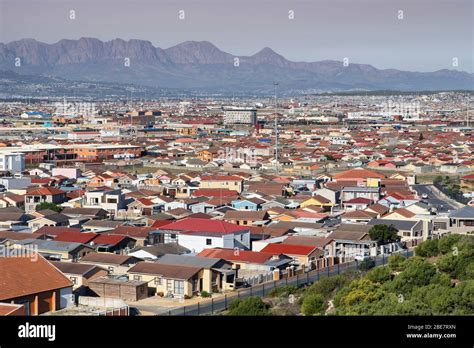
top-left (260, 243), bottom-right (317, 256)
top-left (54, 232), bottom-right (98, 244)
top-left (109, 226), bottom-right (154, 238)
top-left (0, 254), bottom-right (72, 301)
top-left (137, 198), bottom-right (154, 206)
top-left (462, 173), bottom-right (474, 180)
top-left (26, 187), bottom-right (65, 196)
top-left (333, 168), bottom-right (385, 180)
top-left (93, 234), bottom-right (130, 246)
top-left (35, 226), bottom-right (82, 237)
top-left (344, 197), bottom-right (373, 204)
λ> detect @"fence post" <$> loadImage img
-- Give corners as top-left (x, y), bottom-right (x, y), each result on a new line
top-left (262, 284), bottom-right (265, 297)
top-left (317, 267), bottom-right (320, 281)
top-left (327, 266), bottom-right (330, 277)
top-left (296, 274), bottom-right (299, 286)
top-left (183, 306), bottom-right (186, 316)
top-left (382, 253), bottom-right (385, 265)
top-left (168, 309), bottom-right (171, 316)
top-left (211, 298), bottom-right (214, 314)
top-left (237, 290), bottom-right (240, 299)
top-left (250, 287), bottom-right (253, 296)
top-left (224, 294), bottom-right (227, 310)
top-left (197, 302), bottom-right (200, 315)
top-left (337, 264), bottom-right (340, 274)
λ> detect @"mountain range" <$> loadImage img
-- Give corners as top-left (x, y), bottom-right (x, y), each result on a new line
top-left (0, 38), bottom-right (472, 94)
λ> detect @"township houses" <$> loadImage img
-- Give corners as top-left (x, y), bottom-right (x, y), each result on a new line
top-left (152, 217), bottom-right (251, 253)
top-left (78, 253), bottom-right (142, 276)
top-left (51, 261), bottom-right (108, 293)
top-left (12, 239), bottom-right (94, 261)
top-left (326, 224), bottom-right (377, 261)
top-left (24, 187), bottom-right (67, 213)
top-left (260, 243), bottom-right (325, 268)
top-left (332, 168), bottom-right (385, 186)
top-left (128, 254), bottom-right (235, 297)
top-left (199, 175), bottom-right (244, 193)
top-left (223, 210), bottom-right (270, 226)
top-left (198, 247), bottom-right (293, 272)
top-left (0, 110), bottom-right (472, 312)
top-left (82, 188), bottom-right (126, 216)
top-left (0, 254), bottom-right (73, 315)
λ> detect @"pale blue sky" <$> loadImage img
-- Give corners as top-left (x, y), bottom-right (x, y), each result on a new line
top-left (0, 0), bottom-right (472, 72)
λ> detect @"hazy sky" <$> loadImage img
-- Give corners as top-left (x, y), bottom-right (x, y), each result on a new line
top-left (0, 0), bottom-right (472, 72)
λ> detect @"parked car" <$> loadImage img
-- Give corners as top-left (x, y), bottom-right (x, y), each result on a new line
top-left (354, 253), bottom-right (371, 261)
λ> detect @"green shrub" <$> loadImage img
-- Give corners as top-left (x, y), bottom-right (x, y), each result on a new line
top-left (227, 297), bottom-right (271, 316)
top-left (268, 285), bottom-right (298, 298)
top-left (301, 293), bottom-right (325, 316)
top-left (388, 253), bottom-right (406, 272)
top-left (366, 266), bottom-right (391, 283)
top-left (306, 274), bottom-right (349, 299)
top-left (200, 291), bottom-right (211, 298)
top-left (438, 235), bottom-right (462, 254)
top-left (415, 239), bottom-right (439, 257)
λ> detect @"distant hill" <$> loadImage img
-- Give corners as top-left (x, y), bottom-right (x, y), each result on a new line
top-left (0, 38), bottom-right (473, 94)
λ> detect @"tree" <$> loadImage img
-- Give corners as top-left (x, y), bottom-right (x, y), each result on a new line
top-left (389, 258), bottom-right (437, 294)
top-left (35, 202), bottom-right (62, 213)
top-left (301, 293), bottom-right (325, 315)
top-left (438, 235), bottom-right (462, 254)
top-left (388, 253), bottom-right (406, 272)
top-left (368, 224), bottom-right (400, 245)
top-left (227, 297), bottom-right (271, 316)
top-left (415, 239), bottom-right (439, 257)
top-left (366, 266), bottom-right (391, 283)
top-left (306, 274), bottom-right (350, 299)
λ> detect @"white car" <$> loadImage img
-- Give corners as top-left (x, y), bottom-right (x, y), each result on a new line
top-left (421, 193), bottom-right (428, 199)
top-left (354, 254), bottom-right (370, 261)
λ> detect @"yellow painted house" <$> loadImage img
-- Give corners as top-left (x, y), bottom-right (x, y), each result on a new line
top-left (301, 195), bottom-right (334, 208)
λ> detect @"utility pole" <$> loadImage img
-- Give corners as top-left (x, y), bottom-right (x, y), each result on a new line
top-left (274, 82), bottom-right (279, 174)
top-left (467, 93), bottom-right (470, 128)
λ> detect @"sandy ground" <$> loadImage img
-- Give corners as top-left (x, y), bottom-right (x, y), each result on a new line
top-left (126, 292), bottom-right (230, 315)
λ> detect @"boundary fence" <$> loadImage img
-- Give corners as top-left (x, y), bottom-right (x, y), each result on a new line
top-left (166, 249), bottom-right (414, 316)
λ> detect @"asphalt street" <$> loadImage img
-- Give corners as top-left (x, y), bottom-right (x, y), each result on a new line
top-left (412, 184), bottom-right (458, 212)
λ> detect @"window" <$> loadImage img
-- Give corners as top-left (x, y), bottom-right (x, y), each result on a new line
top-left (70, 276), bottom-right (77, 285)
top-left (154, 277), bottom-right (162, 285)
top-left (206, 238), bottom-right (212, 245)
top-left (133, 275), bottom-right (142, 281)
top-left (174, 280), bottom-right (184, 295)
top-left (166, 279), bottom-right (173, 291)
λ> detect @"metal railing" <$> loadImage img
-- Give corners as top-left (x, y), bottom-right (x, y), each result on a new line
top-left (165, 249), bottom-right (414, 316)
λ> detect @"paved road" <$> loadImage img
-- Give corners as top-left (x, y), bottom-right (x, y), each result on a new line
top-left (412, 184), bottom-right (457, 213)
